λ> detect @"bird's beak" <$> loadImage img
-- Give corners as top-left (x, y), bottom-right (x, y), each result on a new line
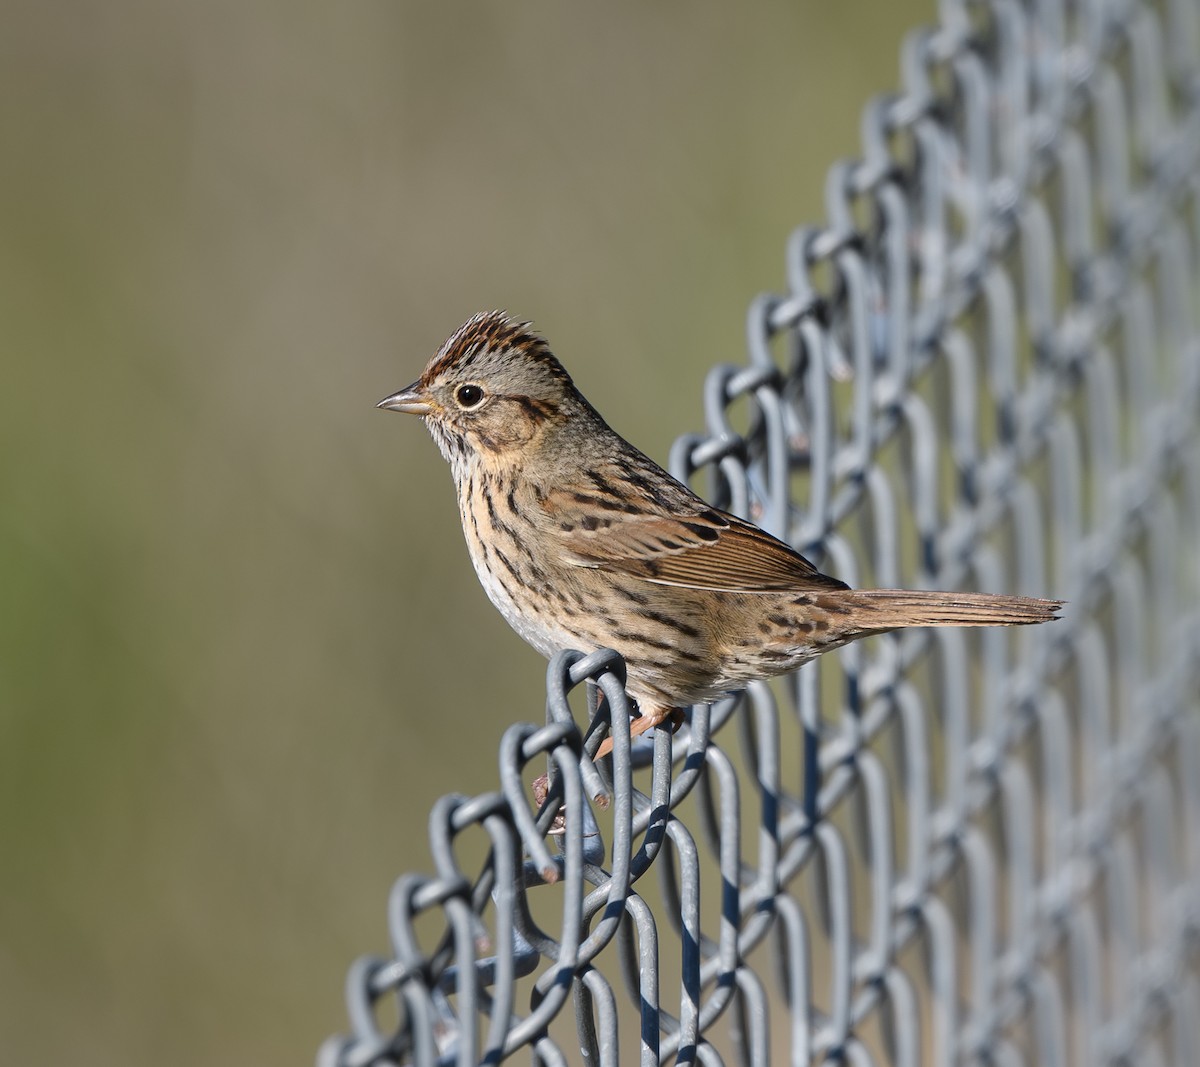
top-left (377, 382), bottom-right (434, 415)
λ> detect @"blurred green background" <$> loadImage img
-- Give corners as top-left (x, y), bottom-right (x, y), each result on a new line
top-left (1, 2), bottom-right (932, 1062)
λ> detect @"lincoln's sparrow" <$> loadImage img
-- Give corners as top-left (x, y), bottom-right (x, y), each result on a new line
top-left (380, 311), bottom-right (1061, 755)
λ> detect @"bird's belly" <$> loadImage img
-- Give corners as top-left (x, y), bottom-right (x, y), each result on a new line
top-left (488, 582), bottom-right (573, 661)
top-left (464, 536), bottom-right (719, 703)
top-left (465, 539), bottom-right (577, 661)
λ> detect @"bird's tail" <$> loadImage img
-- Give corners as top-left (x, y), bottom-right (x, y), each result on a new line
top-left (831, 589), bottom-right (1063, 630)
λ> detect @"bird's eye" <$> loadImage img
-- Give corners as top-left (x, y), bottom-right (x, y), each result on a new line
top-left (455, 384), bottom-right (485, 409)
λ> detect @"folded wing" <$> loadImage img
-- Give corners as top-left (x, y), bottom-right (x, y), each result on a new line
top-left (541, 488), bottom-right (848, 594)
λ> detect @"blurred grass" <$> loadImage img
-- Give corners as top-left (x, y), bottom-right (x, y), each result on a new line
top-left (0, 1), bottom-right (932, 1062)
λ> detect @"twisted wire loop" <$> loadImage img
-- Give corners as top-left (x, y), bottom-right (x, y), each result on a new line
top-left (323, 0), bottom-right (1200, 1063)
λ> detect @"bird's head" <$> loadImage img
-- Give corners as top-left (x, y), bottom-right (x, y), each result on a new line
top-left (378, 311), bottom-right (583, 468)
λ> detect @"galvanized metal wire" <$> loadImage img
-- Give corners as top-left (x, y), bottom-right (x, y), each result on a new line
top-left (322, 1), bottom-right (1200, 1063)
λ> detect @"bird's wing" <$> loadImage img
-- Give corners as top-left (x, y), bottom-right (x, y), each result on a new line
top-left (540, 489), bottom-right (847, 594)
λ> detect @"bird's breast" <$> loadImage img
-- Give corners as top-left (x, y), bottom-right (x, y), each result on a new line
top-left (456, 474), bottom-right (578, 661)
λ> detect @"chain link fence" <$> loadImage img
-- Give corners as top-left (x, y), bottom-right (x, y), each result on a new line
top-left (322, 0), bottom-right (1200, 1063)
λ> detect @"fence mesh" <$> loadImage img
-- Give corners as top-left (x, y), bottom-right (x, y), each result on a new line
top-left (322, 1), bottom-right (1200, 1063)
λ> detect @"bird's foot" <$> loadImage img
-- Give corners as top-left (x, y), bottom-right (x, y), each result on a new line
top-left (593, 703), bottom-right (678, 760)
